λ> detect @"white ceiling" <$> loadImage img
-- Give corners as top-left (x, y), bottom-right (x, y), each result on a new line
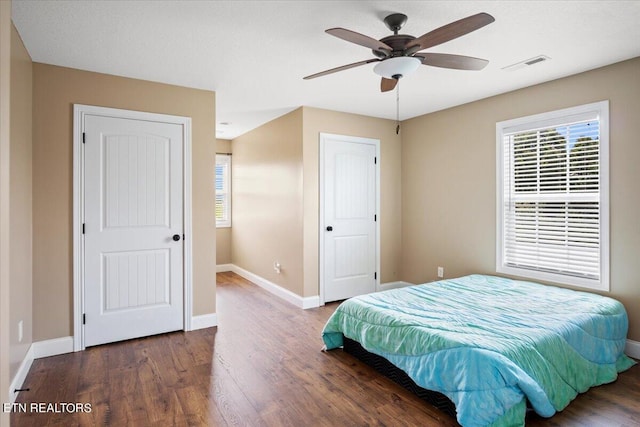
top-left (12, 1), bottom-right (640, 140)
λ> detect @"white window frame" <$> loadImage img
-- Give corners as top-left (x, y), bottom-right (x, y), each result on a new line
top-left (215, 154), bottom-right (231, 228)
top-left (496, 101), bottom-right (609, 291)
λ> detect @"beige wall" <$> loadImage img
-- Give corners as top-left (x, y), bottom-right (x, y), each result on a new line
top-left (401, 57), bottom-right (640, 341)
top-left (32, 64), bottom-right (217, 341)
top-left (216, 139), bottom-right (232, 265)
top-left (231, 109), bottom-right (304, 295)
top-left (302, 107), bottom-right (402, 297)
top-left (9, 23), bottom-right (32, 381)
top-left (217, 138), bottom-right (232, 154)
top-left (0, 1), bottom-right (12, 418)
top-left (216, 228), bottom-right (232, 265)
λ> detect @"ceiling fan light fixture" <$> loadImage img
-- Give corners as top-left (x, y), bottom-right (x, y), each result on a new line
top-left (373, 56), bottom-right (421, 79)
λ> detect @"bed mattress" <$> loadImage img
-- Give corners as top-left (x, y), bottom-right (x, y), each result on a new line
top-left (322, 274), bottom-right (635, 426)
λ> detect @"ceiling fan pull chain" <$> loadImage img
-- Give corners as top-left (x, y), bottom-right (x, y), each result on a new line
top-left (396, 80), bottom-right (400, 135)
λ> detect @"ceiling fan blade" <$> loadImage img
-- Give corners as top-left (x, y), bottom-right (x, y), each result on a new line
top-left (326, 28), bottom-right (392, 55)
top-left (415, 53), bottom-right (489, 70)
top-left (405, 12), bottom-right (495, 53)
top-left (380, 77), bottom-right (397, 92)
top-left (303, 58), bottom-right (380, 80)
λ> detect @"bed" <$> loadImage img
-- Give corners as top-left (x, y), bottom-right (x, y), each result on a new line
top-left (322, 274), bottom-right (635, 427)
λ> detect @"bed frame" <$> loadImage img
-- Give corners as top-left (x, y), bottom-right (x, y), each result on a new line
top-left (343, 337), bottom-right (457, 419)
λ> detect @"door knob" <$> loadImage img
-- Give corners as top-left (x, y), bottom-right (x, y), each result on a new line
top-left (326, 226), bottom-right (333, 231)
top-left (172, 234), bottom-right (181, 241)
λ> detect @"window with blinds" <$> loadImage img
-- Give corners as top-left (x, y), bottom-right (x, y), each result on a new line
top-left (496, 101), bottom-right (609, 291)
top-left (215, 154), bottom-right (231, 228)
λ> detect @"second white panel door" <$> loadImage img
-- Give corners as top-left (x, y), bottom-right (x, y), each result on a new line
top-left (322, 135), bottom-right (377, 302)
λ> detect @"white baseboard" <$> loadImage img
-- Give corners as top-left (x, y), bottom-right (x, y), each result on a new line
top-left (301, 295), bottom-right (321, 309)
top-left (379, 281), bottom-right (414, 292)
top-left (8, 345), bottom-right (34, 403)
top-left (626, 339), bottom-right (640, 360)
top-left (191, 313), bottom-right (218, 330)
top-left (216, 264), bottom-right (233, 273)
top-left (231, 264), bottom-right (320, 309)
top-left (32, 336), bottom-right (74, 359)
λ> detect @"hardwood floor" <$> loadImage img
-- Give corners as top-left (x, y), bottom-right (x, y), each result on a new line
top-left (12, 272), bottom-right (640, 426)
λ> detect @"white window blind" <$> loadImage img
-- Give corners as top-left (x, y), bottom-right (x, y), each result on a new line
top-left (496, 101), bottom-right (609, 291)
top-left (215, 154), bottom-right (231, 228)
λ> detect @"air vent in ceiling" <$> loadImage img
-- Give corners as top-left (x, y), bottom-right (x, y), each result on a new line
top-left (502, 55), bottom-right (551, 72)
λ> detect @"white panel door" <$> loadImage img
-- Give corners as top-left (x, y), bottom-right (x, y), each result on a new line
top-left (83, 114), bottom-right (184, 347)
top-left (322, 135), bottom-right (377, 302)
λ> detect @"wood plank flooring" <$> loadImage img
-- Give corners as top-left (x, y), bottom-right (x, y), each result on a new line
top-left (11, 272), bottom-right (640, 426)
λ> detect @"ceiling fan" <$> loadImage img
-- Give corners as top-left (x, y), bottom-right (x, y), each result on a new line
top-left (304, 12), bottom-right (495, 92)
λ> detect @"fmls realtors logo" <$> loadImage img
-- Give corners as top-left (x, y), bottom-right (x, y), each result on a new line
top-left (3, 402), bottom-right (92, 413)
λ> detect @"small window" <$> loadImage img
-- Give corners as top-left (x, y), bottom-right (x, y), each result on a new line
top-left (215, 154), bottom-right (231, 228)
top-left (496, 101), bottom-right (609, 291)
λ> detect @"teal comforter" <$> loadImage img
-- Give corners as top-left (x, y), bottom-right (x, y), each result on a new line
top-left (322, 275), bottom-right (635, 426)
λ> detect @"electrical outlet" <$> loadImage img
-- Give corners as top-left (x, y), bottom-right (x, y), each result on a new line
top-left (437, 267), bottom-right (444, 278)
top-left (18, 320), bottom-right (23, 343)
top-left (274, 261), bottom-right (281, 274)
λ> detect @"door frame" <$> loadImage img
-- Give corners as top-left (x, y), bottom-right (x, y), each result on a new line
top-left (318, 132), bottom-right (380, 305)
top-left (72, 104), bottom-right (193, 351)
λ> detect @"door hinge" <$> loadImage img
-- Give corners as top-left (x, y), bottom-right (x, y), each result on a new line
top-left (82, 223), bottom-right (85, 234)
top-left (82, 313), bottom-right (86, 325)
top-left (374, 214), bottom-right (377, 222)
top-left (82, 132), bottom-right (86, 144)
top-left (374, 157), bottom-right (377, 164)
top-left (183, 234), bottom-right (185, 241)
top-left (374, 272), bottom-right (377, 280)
